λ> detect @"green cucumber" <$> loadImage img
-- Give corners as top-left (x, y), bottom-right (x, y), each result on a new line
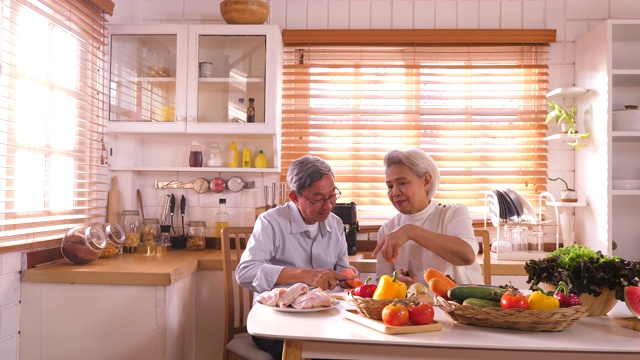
top-left (462, 298), bottom-right (500, 308)
top-left (448, 285), bottom-right (509, 302)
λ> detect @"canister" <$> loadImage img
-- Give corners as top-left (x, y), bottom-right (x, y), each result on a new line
top-left (186, 221), bottom-right (207, 251)
top-left (61, 225), bottom-right (107, 265)
top-left (99, 223), bottom-right (125, 258)
top-left (121, 210), bottom-right (142, 253)
top-left (199, 62), bottom-right (213, 77)
top-left (142, 218), bottom-right (161, 245)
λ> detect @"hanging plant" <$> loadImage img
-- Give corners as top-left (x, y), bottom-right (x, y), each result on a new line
top-left (546, 101), bottom-right (590, 150)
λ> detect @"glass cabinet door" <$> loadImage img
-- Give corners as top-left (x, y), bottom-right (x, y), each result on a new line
top-left (195, 35), bottom-right (266, 124)
top-left (110, 34), bottom-right (177, 122)
top-left (107, 25), bottom-right (188, 133)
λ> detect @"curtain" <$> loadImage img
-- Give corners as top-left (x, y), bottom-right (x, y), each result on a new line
top-left (0, 0), bottom-right (110, 249)
top-left (281, 29), bottom-right (554, 221)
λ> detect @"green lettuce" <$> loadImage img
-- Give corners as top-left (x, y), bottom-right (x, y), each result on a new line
top-left (524, 244), bottom-right (640, 300)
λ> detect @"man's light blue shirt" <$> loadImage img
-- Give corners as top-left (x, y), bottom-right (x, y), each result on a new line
top-left (236, 201), bottom-right (350, 293)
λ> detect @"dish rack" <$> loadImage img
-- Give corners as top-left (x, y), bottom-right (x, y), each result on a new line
top-left (484, 191), bottom-right (560, 260)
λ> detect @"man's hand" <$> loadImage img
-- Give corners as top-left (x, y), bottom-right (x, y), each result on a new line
top-left (305, 268), bottom-right (355, 290)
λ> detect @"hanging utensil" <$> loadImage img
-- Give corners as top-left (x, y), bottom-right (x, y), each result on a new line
top-left (161, 194), bottom-right (171, 225)
top-left (281, 183), bottom-right (286, 204)
top-left (271, 182), bottom-right (277, 208)
top-left (180, 195), bottom-right (186, 238)
top-left (264, 185), bottom-right (269, 212)
top-left (137, 189), bottom-right (145, 218)
top-left (169, 194), bottom-right (176, 235)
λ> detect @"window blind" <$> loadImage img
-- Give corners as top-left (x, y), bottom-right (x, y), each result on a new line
top-left (282, 30), bottom-right (554, 221)
top-left (0, 0), bottom-right (110, 250)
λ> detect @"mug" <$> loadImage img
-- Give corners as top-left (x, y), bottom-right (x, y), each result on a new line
top-left (199, 62), bottom-right (213, 77)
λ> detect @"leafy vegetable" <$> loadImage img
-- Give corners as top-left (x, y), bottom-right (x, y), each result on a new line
top-left (524, 244), bottom-right (640, 300)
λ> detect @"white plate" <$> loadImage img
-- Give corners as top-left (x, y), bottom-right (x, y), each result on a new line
top-left (265, 302), bottom-right (337, 313)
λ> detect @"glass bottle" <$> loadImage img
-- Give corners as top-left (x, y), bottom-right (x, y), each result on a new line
top-left (61, 225), bottom-right (107, 265)
top-left (99, 223), bottom-right (125, 258)
top-left (215, 199), bottom-right (229, 244)
top-left (121, 210), bottom-right (142, 253)
top-left (207, 142), bottom-right (223, 167)
top-left (189, 141), bottom-right (203, 167)
top-left (142, 218), bottom-right (161, 245)
top-left (227, 141), bottom-right (239, 168)
top-left (246, 98), bottom-right (255, 123)
top-left (186, 220), bottom-right (207, 251)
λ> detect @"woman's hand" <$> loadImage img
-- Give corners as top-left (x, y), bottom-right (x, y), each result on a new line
top-left (372, 225), bottom-right (413, 262)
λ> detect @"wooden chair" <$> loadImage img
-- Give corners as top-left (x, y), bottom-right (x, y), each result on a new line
top-left (221, 227), bottom-right (274, 360)
top-left (474, 229), bottom-right (492, 285)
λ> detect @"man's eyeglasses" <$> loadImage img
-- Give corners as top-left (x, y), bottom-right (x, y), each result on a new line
top-left (298, 188), bottom-right (341, 207)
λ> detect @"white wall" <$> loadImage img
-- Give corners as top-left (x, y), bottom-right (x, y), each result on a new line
top-left (4, 1), bottom-right (640, 360)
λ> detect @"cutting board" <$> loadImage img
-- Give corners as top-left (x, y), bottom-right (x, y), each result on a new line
top-left (612, 317), bottom-right (640, 332)
top-left (107, 176), bottom-right (121, 224)
top-left (342, 309), bottom-right (443, 334)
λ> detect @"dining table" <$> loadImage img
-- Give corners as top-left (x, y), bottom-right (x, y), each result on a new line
top-left (247, 294), bottom-right (640, 360)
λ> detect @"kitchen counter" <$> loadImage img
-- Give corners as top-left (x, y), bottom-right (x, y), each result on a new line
top-left (23, 249), bottom-right (525, 286)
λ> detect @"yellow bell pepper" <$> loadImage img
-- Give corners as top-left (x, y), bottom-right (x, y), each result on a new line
top-left (372, 270), bottom-right (407, 300)
top-left (528, 288), bottom-right (560, 310)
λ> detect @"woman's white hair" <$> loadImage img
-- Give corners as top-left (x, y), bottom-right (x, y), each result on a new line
top-left (384, 148), bottom-right (441, 200)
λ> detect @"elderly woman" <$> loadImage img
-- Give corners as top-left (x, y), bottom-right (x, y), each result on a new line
top-left (372, 148), bottom-right (483, 286)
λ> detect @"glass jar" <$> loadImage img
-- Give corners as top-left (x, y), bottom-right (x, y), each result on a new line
top-left (186, 220), bottom-right (207, 251)
top-left (207, 142), bottom-right (223, 167)
top-left (99, 223), bottom-right (125, 258)
top-left (121, 210), bottom-right (142, 253)
top-left (189, 141), bottom-right (203, 167)
top-left (142, 218), bottom-right (161, 245)
top-left (61, 225), bottom-right (107, 265)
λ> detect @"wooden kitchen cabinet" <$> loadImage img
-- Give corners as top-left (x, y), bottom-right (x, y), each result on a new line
top-left (106, 24), bottom-right (282, 173)
top-left (574, 20), bottom-right (640, 260)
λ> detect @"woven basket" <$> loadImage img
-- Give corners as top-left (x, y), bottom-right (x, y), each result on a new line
top-left (220, 0), bottom-right (269, 25)
top-left (347, 292), bottom-right (416, 320)
top-left (435, 296), bottom-right (588, 332)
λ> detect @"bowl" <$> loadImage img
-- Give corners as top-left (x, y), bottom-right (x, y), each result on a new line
top-left (220, 0), bottom-right (269, 25)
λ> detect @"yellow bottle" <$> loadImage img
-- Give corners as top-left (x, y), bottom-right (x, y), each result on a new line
top-left (227, 141), bottom-right (239, 168)
top-left (242, 148), bottom-right (251, 168)
top-left (255, 150), bottom-right (268, 168)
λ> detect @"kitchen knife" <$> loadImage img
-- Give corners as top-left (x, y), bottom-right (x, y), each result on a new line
top-left (264, 185), bottom-right (269, 212)
top-left (271, 182), bottom-right (277, 208)
top-left (281, 183), bottom-right (286, 204)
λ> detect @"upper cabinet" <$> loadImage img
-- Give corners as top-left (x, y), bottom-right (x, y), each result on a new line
top-left (106, 24), bottom-right (283, 172)
top-left (574, 20), bottom-right (640, 260)
top-left (107, 24), bottom-right (282, 135)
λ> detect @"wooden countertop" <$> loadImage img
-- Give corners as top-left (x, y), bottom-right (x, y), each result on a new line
top-left (23, 249), bottom-right (525, 286)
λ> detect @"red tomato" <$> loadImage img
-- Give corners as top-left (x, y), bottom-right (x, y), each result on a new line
top-left (381, 303), bottom-right (409, 326)
top-left (500, 290), bottom-right (528, 310)
top-left (407, 302), bottom-right (435, 325)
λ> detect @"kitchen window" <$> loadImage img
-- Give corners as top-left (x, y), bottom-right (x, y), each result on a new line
top-left (282, 29), bottom-right (554, 221)
top-left (0, 0), bottom-right (113, 249)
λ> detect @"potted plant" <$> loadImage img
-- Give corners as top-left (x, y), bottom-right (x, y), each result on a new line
top-left (546, 101), bottom-right (590, 150)
top-left (524, 244), bottom-right (640, 316)
top-left (546, 176), bottom-right (577, 202)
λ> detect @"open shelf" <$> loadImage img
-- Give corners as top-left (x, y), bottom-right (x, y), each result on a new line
top-left (546, 87), bottom-right (588, 99)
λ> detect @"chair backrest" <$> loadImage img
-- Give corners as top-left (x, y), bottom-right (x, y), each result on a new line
top-left (221, 226), bottom-right (255, 359)
top-left (474, 229), bottom-right (492, 285)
